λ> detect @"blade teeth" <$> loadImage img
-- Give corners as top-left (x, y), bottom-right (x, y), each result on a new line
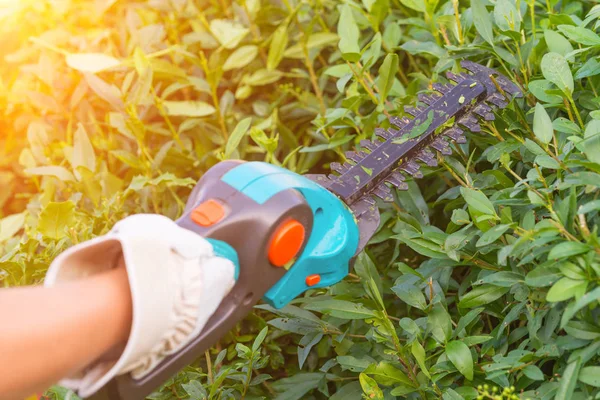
top-left (389, 115), bottom-right (406, 129)
top-left (473, 103), bottom-right (495, 121)
top-left (330, 162), bottom-right (350, 174)
top-left (360, 139), bottom-right (378, 152)
top-left (373, 184), bottom-right (394, 202)
top-left (445, 127), bottom-right (467, 144)
top-left (362, 196), bottom-right (376, 205)
top-left (400, 160), bottom-right (423, 178)
top-left (327, 174), bottom-right (343, 184)
top-left (405, 105), bottom-right (425, 117)
top-left (433, 82), bottom-right (453, 94)
top-left (385, 171), bottom-right (406, 188)
top-left (417, 92), bottom-right (442, 105)
top-left (487, 93), bottom-right (508, 108)
top-left (375, 127), bottom-right (392, 140)
top-left (458, 114), bottom-right (481, 132)
top-left (416, 148), bottom-right (438, 167)
top-left (459, 60), bottom-right (479, 74)
top-left (345, 151), bottom-right (364, 163)
top-left (460, 60), bottom-right (523, 98)
top-left (431, 137), bottom-right (453, 155)
top-left (445, 71), bottom-right (466, 84)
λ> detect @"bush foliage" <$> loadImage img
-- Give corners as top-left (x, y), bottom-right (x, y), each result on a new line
top-left (2, 0), bottom-right (600, 399)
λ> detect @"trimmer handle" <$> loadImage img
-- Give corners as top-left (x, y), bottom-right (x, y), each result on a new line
top-left (90, 161), bottom-right (359, 400)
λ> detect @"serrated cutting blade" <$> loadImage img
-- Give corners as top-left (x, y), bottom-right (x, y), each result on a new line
top-left (308, 61), bottom-right (522, 255)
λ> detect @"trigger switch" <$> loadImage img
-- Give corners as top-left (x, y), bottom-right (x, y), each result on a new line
top-left (191, 199), bottom-right (225, 226)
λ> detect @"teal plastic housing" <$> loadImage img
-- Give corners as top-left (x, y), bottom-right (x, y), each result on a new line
top-left (221, 162), bottom-right (360, 309)
top-left (206, 238), bottom-right (240, 281)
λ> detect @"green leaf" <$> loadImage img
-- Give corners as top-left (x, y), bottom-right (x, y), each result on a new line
top-left (579, 366), bottom-right (600, 387)
top-left (555, 360), bottom-right (581, 400)
top-left (451, 209), bottom-right (470, 225)
top-left (563, 171), bottom-right (600, 187)
top-left (359, 373), bottom-right (384, 400)
top-left (382, 23), bottom-right (401, 48)
top-left (252, 326), bottom-right (268, 352)
top-left (548, 242), bottom-right (591, 260)
top-left (399, 0), bottom-right (425, 12)
top-left (523, 365), bottom-right (544, 381)
top-left (224, 117), bottom-right (252, 159)
top-left (546, 277), bottom-right (587, 302)
top-left (494, 0), bottom-right (521, 32)
top-left (427, 304), bottom-right (452, 343)
top-left (38, 201), bottom-right (76, 240)
top-left (460, 187), bottom-right (497, 216)
top-left (525, 266), bottom-right (561, 287)
top-left (476, 271), bottom-right (523, 287)
top-left (471, 0), bottom-right (494, 46)
top-left (557, 25), bottom-right (600, 46)
top-left (544, 30), bottom-right (574, 57)
top-left (541, 52), bottom-right (574, 95)
top-left (268, 25), bottom-right (288, 70)
top-left (304, 300), bottom-right (377, 319)
top-left (529, 79), bottom-right (564, 103)
top-left (337, 4), bottom-right (361, 62)
top-left (445, 340), bottom-right (474, 380)
top-left (223, 45), bottom-right (258, 71)
top-left (583, 119), bottom-right (600, 164)
top-left (560, 287), bottom-right (600, 328)
top-left (377, 53), bottom-right (398, 102)
top-left (272, 373), bottom-right (324, 400)
top-left (392, 284), bottom-right (426, 310)
top-left (411, 341), bottom-right (431, 378)
top-left (182, 380), bottom-right (207, 399)
top-left (162, 100), bottom-right (216, 117)
top-left (533, 103), bottom-right (554, 144)
top-left (476, 224), bottom-right (510, 247)
top-left (578, 200), bottom-right (600, 214)
top-left (459, 285), bottom-right (509, 308)
top-left (363, 362), bottom-right (414, 387)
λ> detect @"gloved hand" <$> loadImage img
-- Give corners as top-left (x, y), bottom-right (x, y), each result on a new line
top-left (43, 214), bottom-right (236, 398)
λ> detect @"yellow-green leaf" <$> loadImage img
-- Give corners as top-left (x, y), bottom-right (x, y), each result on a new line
top-left (223, 45), bottom-right (258, 71)
top-left (66, 53), bottom-right (120, 73)
top-left (267, 25), bottom-right (288, 70)
top-left (38, 201), bottom-right (76, 240)
top-left (163, 101), bottom-right (216, 117)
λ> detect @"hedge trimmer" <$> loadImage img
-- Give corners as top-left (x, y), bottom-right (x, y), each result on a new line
top-left (91, 61), bottom-right (522, 400)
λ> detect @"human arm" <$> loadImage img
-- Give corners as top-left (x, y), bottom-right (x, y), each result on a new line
top-left (0, 265), bottom-right (132, 400)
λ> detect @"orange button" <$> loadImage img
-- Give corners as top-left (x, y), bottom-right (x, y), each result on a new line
top-left (268, 219), bottom-right (305, 267)
top-left (306, 274), bottom-right (321, 286)
top-left (191, 199), bottom-right (225, 226)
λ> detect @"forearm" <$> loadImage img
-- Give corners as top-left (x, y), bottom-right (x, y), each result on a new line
top-left (0, 267), bottom-right (132, 399)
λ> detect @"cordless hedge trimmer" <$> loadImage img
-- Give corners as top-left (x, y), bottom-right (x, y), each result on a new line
top-left (91, 61), bottom-right (522, 399)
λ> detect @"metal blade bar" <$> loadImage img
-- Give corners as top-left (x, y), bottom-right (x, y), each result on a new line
top-left (326, 78), bottom-right (486, 204)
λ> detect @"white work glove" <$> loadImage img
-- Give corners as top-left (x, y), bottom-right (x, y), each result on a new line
top-left (44, 214), bottom-right (236, 398)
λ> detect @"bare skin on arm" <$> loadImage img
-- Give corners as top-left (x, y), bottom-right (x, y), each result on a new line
top-left (0, 265), bottom-right (132, 400)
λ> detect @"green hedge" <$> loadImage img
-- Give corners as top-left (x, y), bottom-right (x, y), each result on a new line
top-left (1, 0), bottom-right (600, 399)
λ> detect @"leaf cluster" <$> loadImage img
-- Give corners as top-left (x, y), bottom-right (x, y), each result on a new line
top-left (2, 0), bottom-right (600, 399)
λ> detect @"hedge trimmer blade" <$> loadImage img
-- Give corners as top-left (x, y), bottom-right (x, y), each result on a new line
top-left (309, 61), bottom-right (523, 254)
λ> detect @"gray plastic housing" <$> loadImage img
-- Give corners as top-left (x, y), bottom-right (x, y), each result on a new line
top-left (89, 160), bottom-right (313, 400)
